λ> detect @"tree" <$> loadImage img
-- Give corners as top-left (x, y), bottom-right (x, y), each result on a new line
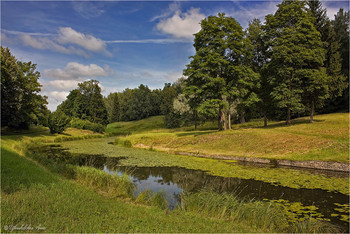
top-left (184, 13), bottom-right (258, 130)
top-left (1, 46), bottom-right (48, 129)
top-left (265, 0), bottom-right (329, 124)
top-left (105, 92), bottom-right (120, 123)
top-left (57, 80), bottom-right (108, 125)
top-left (48, 110), bottom-right (70, 134)
top-left (247, 19), bottom-right (273, 126)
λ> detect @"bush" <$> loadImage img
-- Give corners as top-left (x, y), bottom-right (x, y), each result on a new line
top-left (48, 110), bottom-right (70, 134)
top-left (70, 118), bottom-right (106, 133)
top-left (123, 140), bottom-right (132, 147)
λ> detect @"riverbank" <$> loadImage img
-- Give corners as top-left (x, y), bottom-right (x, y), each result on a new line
top-left (108, 113), bottom-right (349, 164)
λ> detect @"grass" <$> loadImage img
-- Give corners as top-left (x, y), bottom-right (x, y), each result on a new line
top-left (179, 191), bottom-right (339, 233)
top-left (2, 117), bottom-right (348, 232)
top-left (2, 130), bottom-right (275, 233)
top-left (106, 113), bottom-right (349, 162)
top-left (3, 128), bottom-right (338, 233)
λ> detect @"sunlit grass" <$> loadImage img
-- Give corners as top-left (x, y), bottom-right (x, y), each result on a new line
top-left (107, 113), bottom-right (349, 162)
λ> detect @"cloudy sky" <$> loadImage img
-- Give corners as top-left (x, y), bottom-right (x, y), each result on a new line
top-left (1, 0), bottom-right (348, 111)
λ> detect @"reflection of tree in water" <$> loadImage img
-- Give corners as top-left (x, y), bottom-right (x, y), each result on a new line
top-left (116, 166), bottom-right (243, 194)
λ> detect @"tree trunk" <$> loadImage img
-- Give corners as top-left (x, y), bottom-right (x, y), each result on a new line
top-left (228, 112), bottom-right (231, 130)
top-left (286, 107), bottom-right (291, 125)
top-left (221, 110), bottom-right (227, 131)
top-left (310, 99), bottom-right (314, 123)
top-left (218, 109), bottom-right (222, 130)
top-left (194, 111), bottom-right (197, 129)
top-left (264, 114), bottom-right (267, 127)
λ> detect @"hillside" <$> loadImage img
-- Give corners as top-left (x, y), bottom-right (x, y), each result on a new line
top-left (107, 113), bottom-right (349, 162)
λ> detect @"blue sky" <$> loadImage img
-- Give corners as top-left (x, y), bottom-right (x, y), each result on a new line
top-left (1, 0), bottom-right (348, 111)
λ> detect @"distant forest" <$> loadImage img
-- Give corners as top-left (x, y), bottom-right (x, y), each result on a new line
top-left (1, 0), bottom-right (349, 133)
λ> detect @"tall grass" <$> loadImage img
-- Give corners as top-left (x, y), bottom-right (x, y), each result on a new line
top-left (179, 191), bottom-right (339, 233)
top-left (75, 166), bottom-right (135, 198)
top-left (136, 190), bottom-right (168, 210)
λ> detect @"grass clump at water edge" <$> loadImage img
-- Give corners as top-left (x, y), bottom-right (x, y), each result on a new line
top-left (179, 190), bottom-right (340, 233)
top-left (136, 189), bottom-right (168, 210)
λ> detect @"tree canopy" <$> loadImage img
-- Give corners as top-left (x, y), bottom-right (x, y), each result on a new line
top-left (1, 46), bottom-right (48, 129)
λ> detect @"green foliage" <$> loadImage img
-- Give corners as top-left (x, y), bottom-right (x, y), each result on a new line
top-left (164, 111), bottom-right (181, 128)
top-left (119, 84), bottom-right (162, 121)
top-left (123, 140), bottom-right (132, 148)
top-left (1, 46), bottom-right (48, 129)
top-left (184, 13), bottom-right (259, 130)
top-left (265, 0), bottom-right (329, 124)
top-left (57, 80), bottom-right (108, 125)
top-left (70, 118), bottom-right (105, 133)
top-left (48, 110), bottom-right (70, 134)
top-left (104, 92), bottom-right (120, 123)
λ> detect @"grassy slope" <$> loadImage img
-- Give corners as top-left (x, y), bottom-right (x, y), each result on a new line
top-left (107, 113), bottom-right (349, 162)
top-left (1, 130), bottom-right (266, 233)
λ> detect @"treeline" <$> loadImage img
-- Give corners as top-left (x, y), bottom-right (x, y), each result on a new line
top-left (104, 83), bottom-right (179, 124)
top-left (165, 0), bottom-right (349, 130)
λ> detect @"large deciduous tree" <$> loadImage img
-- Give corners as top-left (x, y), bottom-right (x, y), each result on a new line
top-left (184, 13), bottom-right (259, 130)
top-left (57, 80), bottom-right (108, 125)
top-left (1, 46), bottom-right (48, 129)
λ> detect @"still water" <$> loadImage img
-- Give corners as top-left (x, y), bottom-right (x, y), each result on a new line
top-left (46, 145), bottom-right (349, 231)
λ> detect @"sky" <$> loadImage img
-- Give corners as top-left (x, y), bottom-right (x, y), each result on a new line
top-left (1, 0), bottom-right (349, 111)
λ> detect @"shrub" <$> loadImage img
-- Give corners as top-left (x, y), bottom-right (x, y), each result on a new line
top-left (48, 110), bottom-right (70, 134)
top-left (70, 118), bottom-right (106, 133)
top-left (123, 140), bottom-right (132, 147)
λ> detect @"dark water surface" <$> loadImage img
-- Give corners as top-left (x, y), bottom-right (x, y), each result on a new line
top-left (46, 145), bottom-right (349, 231)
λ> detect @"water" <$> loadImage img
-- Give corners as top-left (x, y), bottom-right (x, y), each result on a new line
top-left (45, 145), bottom-right (349, 231)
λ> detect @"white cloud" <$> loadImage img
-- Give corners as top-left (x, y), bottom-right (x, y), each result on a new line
top-left (43, 62), bottom-right (115, 80)
top-left (72, 2), bottom-right (105, 19)
top-left (3, 27), bottom-right (111, 57)
top-left (48, 79), bottom-right (80, 90)
top-left (57, 27), bottom-right (109, 55)
top-left (156, 7), bottom-right (205, 40)
top-left (20, 34), bottom-right (89, 57)
top-left (105, 38), bottom-right (189, 44)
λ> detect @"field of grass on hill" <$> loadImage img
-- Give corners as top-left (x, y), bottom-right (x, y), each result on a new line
top-left (107, 113), bottom-right (349, 162)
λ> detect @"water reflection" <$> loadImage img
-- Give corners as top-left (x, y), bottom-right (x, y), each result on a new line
top-left (45, 144), bottom-right (349, 231)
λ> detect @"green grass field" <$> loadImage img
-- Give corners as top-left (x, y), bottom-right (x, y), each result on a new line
top-left (107, 113), bottom-right (349, 162)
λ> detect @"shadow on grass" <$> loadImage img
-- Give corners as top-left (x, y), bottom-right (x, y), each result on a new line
top-left (260, 118), bottom-right (325, 129)
top-left (1, 147), bottom-right (58, 194)
top-left (176, 130), bottom-right (215, 137)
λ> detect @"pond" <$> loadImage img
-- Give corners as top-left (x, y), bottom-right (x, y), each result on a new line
top-left (46, 144), bottom-right (349, 232)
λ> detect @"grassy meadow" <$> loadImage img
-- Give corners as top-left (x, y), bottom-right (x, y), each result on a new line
top-left (108, 112), bottom-right (349, 162)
